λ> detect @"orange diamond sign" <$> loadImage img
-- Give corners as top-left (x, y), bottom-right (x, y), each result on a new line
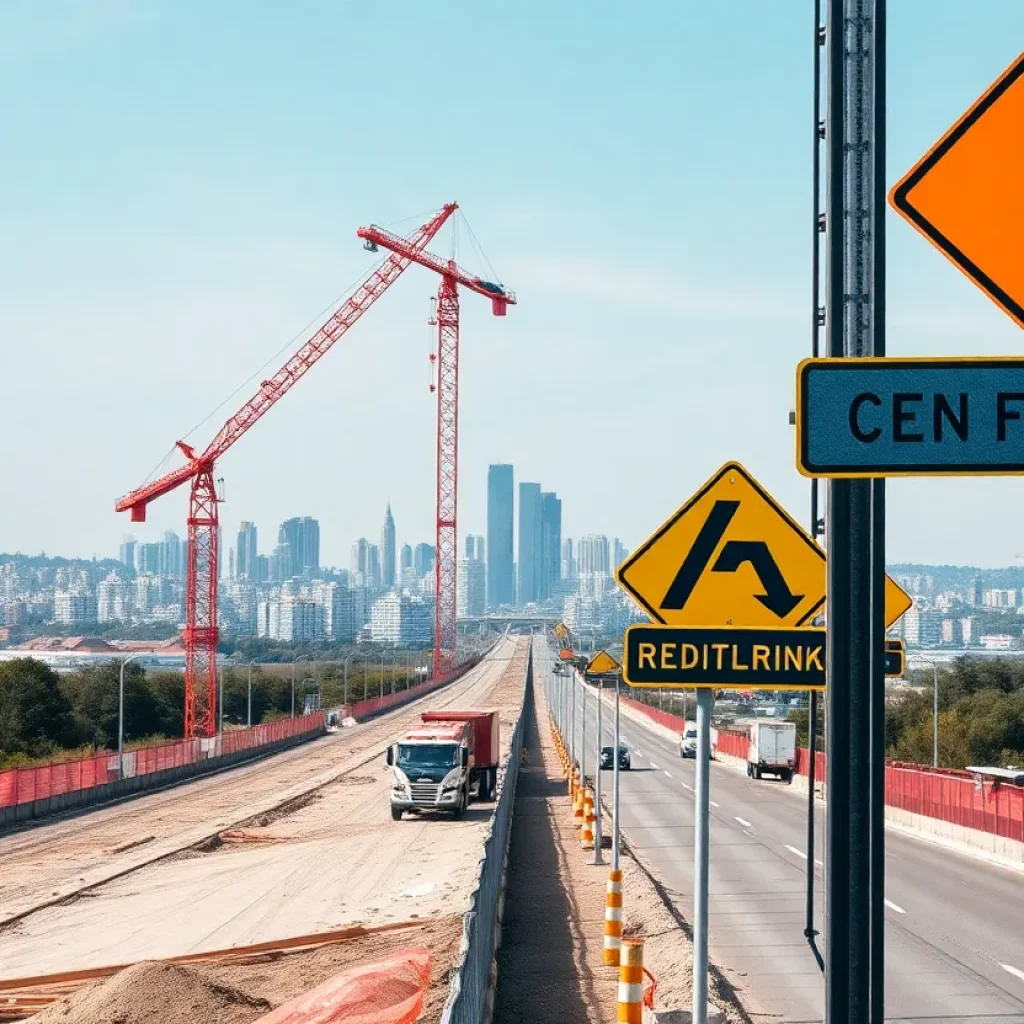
top-left (890, 53), bottom-right (1024, 328)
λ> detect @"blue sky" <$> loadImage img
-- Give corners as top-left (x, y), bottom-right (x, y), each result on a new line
top-left (2, 1), bottom-right (1024, 567)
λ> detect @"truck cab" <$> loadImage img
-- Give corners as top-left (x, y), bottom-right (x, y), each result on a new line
top-left (386, 710), bottom-right (499, 820)
top-left (388, 721), bottom-right (472, 819)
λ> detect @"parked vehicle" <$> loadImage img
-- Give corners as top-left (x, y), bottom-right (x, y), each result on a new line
top-left (600, 745), bottom-right (631, 770)
top-left (679, 723), bottom-right (699, 758)
top-left (386, 710), bottom-right (500, 820)
top-left (747, 721), bottom-right (797, 782)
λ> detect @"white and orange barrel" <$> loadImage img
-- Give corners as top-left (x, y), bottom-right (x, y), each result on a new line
top-left (603, 869), bottom-right (623, 965)
top-left (580, 787), bottom-right (595, 849)
top-left (617, 937), bottom-right (644, 1023)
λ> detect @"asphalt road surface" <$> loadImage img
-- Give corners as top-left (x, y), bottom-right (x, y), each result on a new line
top-left (563, 676), bottom-right (1024, 1024)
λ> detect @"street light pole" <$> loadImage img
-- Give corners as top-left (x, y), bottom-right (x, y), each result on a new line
top-left (291, 654), bottom-right (314, 719)
top-left (932, 661), bottom-right (939, 768)
top-left (118, 653), bottom-right (144, 776)
top-left (247, 659), bottom-right (257, 728)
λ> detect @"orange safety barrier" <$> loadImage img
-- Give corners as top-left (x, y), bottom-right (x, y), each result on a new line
top-left (251, 947), bottom-right (431, 1024)
top-left (341, 657), bottom-right (482, 723)
top-left (0, 713), bottom-right (326, 809)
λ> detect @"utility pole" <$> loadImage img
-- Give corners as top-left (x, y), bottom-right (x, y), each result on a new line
top-left (824, 1), bottom-right (886, 1021)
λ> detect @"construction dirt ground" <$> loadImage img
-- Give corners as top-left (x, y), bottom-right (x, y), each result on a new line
top-left (0, 636), bottom-right (529, 1023)
top-left (493, 645), bottom-right (747, 1024)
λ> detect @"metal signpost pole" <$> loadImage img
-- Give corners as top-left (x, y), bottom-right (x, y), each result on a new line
top-left (593, 674), bottom-right (604, 864)
top-left (613, 675), bottom-right (621, 871)
top-left (692, 687), bottom-right (712, 1024)
top-left (581, 676), bottom-right (587, 796)
top-left (571, 669), bottom-right (577, 772)
top-left (825, 0), bottom-right (882, 1018)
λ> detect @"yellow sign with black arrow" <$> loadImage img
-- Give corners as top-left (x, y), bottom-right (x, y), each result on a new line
top-left (586, 650), bottom-right (620, 675)
top-left (615, 462), bottom-right (911, 631)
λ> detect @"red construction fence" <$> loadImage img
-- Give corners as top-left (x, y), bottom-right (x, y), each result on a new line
top-left (335, 655), bottom-right (483, 722)
top-left (614, 687), bottom-right (1023, 844)
top-left (0, 712), bottom-right (326, 810)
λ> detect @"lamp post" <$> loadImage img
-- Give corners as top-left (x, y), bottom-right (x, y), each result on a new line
top-left (118, 653), bottom-right (144, 776)
top-left (299, 676), bottom-right (321, 714)
top-left (247, 659), bottom-right (258, 728)
top-left (291, 654), bottom-right (315, 719)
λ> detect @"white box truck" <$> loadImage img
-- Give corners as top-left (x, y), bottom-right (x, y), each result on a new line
top-left (747, 721), bottom-right (797, 782)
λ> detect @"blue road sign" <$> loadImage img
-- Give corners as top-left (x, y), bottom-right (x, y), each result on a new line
top-left (796, 357), bottom-right (1024, 477)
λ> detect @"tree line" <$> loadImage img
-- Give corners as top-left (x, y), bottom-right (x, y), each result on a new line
top-left (0, 657), bottom-right (415, 770)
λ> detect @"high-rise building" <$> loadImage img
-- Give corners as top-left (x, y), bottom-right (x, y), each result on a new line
top-left (97, 571), bottom-right (129, 623)
top-left (253, 554), bottom-right (269, 583)
top-left (613, 538), bottom-right (628, 572)
top-left (561, 538), bottom-right (575, 581)
top-left (352, 538), bottom-right (369, 576)
top-left (475, 535), bottom-right (485, 564)
top-left (119, 537), bottom-right (137, 572)
top-left (370, 592), bottom-right (434, 644)
top-left (457, 558), bottom-right (486, 617)
top-left (53, 589), bottom-right (97, 625)
top-left (413, 543), bottom-right (436, 577)
top-left (540, 492), bottom-right (561, 601)
top-left (487, 464), bottom-right (515, 609)
top-left (465, 535), bottom-right (476, 559)
top-left (137, 542), bottom-right (161, 575)
top-left (577, 535), bottom-right (611, 575)
top-left (400, 543), bottom-right (413, 571)
top-left (517, 482), bottom-right (543, 606)
top-left (367, 543), bottom-right (381, 588)
top-left (160, 530), bottom-right (183, 579)
top-left (381, 503), bottom-right (397, 589)
top-left (237, 522), bottom-right (257, 579)
top-left (278, 517), bottom-right (320, 578)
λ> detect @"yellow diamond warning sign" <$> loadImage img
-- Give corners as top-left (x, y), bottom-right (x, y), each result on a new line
top-left (615, 462), bottom-right (911, 630)
top-left (586, 650), bottom-right (620, 675)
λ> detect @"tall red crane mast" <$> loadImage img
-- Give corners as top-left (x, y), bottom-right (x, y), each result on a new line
top-left (115, 204), bottom-right (457, 737)
top-left (357, 219), bottom-right (515, 677)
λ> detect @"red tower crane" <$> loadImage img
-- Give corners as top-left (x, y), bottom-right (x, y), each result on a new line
top-left (115, 204), bottom-right (457, 737)
top-left (356, 217), bottom-right (515, 677)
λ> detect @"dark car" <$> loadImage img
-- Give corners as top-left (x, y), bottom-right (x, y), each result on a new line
top-left (600, 745), bottom-right (631, 770)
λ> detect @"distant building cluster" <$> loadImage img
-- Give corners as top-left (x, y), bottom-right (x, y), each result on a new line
top-left (887, 570), bottom-right (1024, 650)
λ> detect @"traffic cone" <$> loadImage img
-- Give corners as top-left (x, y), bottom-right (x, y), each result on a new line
top-left (602, 869), bottom-right (623, 965)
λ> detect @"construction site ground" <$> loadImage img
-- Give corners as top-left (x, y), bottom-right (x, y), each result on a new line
top-left (0, 636), bottom-right (528, 1010)
top-left (493, 643), bottom-right (745, 1024)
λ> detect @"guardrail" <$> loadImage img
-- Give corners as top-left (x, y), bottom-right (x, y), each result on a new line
top-left (440, 638), bottom-right (533, 1024)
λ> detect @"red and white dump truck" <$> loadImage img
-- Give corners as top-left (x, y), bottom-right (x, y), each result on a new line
top-left (386, 710), bottom-right (500, 820)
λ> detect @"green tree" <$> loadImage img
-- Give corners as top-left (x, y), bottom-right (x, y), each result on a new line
top-left (59, 662), bottom-right (162, 748)
top-left (0, 659), bottom-right (78, 761)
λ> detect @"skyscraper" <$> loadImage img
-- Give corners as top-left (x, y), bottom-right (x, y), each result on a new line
top-left (561, 538), bottom-right (575, 581)
top-left (237, 521), bottom-right (257, 579)
top-left (487, 464), bottom-right (515, 609)
top-left (613, 538), bottom-right (628, 572)
top-left (414, 543), bottom-right (436, 577)
top-left (517, 482), bottom-right (543, 606)
top-left (540, 492), bottom-right (561, 601)
top-left (577, 535), bottom-right (611, 575)
top-left (401, 543), bottom-right (413, 571)
top-left (279, 517), bottom-right (320, 578)
top-left (119, 537), bottom-right (137, 572)
top-left (381, 503), bottom-right (396, 589)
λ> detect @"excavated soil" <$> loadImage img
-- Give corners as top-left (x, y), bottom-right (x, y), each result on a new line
top-left (27, 916), bottom-right (463, 1024)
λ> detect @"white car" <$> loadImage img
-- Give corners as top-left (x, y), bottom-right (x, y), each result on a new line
top-left (679, 726), bottom-right (698, 758)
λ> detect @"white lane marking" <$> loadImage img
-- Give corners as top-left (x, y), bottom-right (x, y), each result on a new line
top-left (681, 781), bottom-right (692, 791)
top-left (1001, 963), bottom-right (1024, 983)
top-left (786, 845), bottom-right (808, 859)
top-left (649, 761), bottom-right (660, 770)
top-left (663, 770), bottom-right (673, 778)
top-left (710, 800), bottom-right (720, 808)
top-left (634, 749), bottom-right (641, 757)
top-left (884, 899), bottom-right (906, 914)
top-left (735, 816), bottom-right (753, 828)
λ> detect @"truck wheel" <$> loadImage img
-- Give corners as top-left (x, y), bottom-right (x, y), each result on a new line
top-left (754, 766), bottom-right (762, 780)
top-left (746, 764), bottom-right (752, 778)
top-left (783, 769), bottom-right (793, 784)
top-left (391, 806), bottom-right (403, 821)
top-left (454, 789), bottom-right (467, 819)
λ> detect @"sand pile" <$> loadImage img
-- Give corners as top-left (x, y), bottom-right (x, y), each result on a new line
top-left (30, 961), bottom-right (271, 1024)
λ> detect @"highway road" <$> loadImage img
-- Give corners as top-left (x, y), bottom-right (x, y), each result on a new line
top-left (565, 673), bottom-right (1024, 1023)
top-left (0, 637), bottom-right (528, 980)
